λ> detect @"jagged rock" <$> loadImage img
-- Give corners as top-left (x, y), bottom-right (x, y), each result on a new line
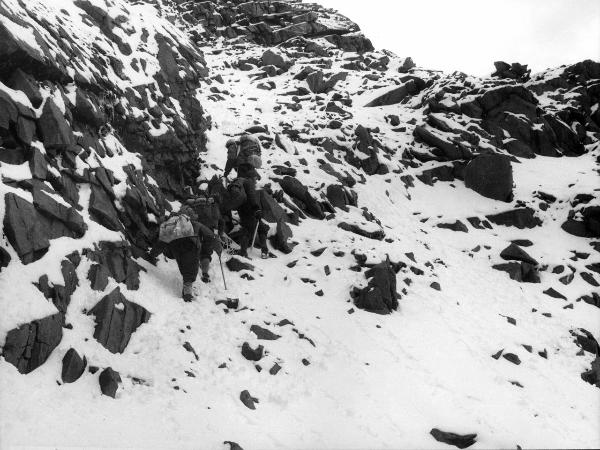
top-left (241, 342), bottom-right (264, 361)
top-left (34, 258), bottom-right (80, 314)
top-left (351, 259), bottom-right (399, 314)
top-left (239, 390), bottom-right (258, 410)
top-left (99, 367), bottom-right (121, 398)
top-left (88, 287), bottom-right (151, 354)
top-left (280, 176), bottom-right (324, 219)
top-left (414, 125), bottom-right (472, 160)
top-left (503, 353), bottom-right (521, 365)
top-left (464, 154), bottom-right (513, 202)
top-left (3, 193), bottom-right (50, 264)
top-left (272, 220), bottom-right (294, 254)
top-left (326, 185), bottom-right (357, 209)
top-left (543, 288), bottom-right (567, 300)
top-left (29, 148), bottom-right (48, 179)
top-left (61, 348), bottom-right (87, 383)
top-left (306, 70), bottom-right (348, 94)
top-left (250, 325), bottom-right (281, 341)
top-left (38, 99), bottom-right (75, 151)
top-left (500, 243), bottom-right (538, 265)
top-left (486, 208), bottom-right (542, 229)
top-left (571, 328), bottom-right (600, 355)
top-left (338, 222), bottom-right (385, 240)
top-left (492, 61), bottom-right (531, 81)
top-left (258, 190), bottom-right (287, 223)
top-left (562, 206), bottom-right (600, 238)
top-left (261, 48), bottom-right (292, 71)
top-left (437, 220), bottom-right (469, 233)
top-left (398, 57), bottom-right (416, 73)
top-left (85, 241), bottom-right (142, 290)
top-left (73, 89), bottom-right (105, 128)
top-left (226, 257), bottom-right (255, 272)
top-left (89, 182), bottom-right (121, 231)
top-left (32, 182), bottom-right (86, 239)
top-left (430, 428), bottom-right (477, 449)
top-left (2, 313), bottom-right (63, 374)
top-left (365, 79), bottom-right (423, 107)
top-left (579, 292), bottom-right (600, 309)
top-left (493, 261), bottom-right (540, 283)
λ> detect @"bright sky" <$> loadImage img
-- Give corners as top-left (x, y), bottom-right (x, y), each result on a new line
top-left (317, 0), bottom-right (600, 76)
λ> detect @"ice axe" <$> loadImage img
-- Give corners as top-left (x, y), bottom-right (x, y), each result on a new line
top-left (250, 219), bottom-right (260, 255)
top-left (217, 252), bottom-right (239, 309)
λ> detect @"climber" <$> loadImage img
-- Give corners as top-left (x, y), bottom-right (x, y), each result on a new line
top-left (149, 205), bottom-right (217, 302)
top-left (184, 190), bottom-right (224, 283)
top-left (222, 134), bottom-right (269, 258)
top-left (234, 163), bottom-right (270, 259)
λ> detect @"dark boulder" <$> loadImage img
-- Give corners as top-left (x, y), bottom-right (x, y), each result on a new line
top-left (430, 428), bottom-right (477, 449)
top-left (258, 190), bottom-right (287, 223)
top-left (37, 99), bottom-right (75, 151)
top-left (351, 259), bottom-right (399, 314)
top-left (464, 154), bottom-right (513, 202)
top-left (338, 222), bottom-right (385, 240)
top-left (61, 348), bottom-right (87, 383)
top-left (241, 342), bottom-right (264, 361)
top-left (365, 79), bottom-right (423, 107)
top-left (493, 262), bottom-right (539, 283)
top-left (0, 246), bottom-right (10, 271)
top-left (2, 313), bottom-right (63, 374)
top-left (326, 184), bottom-right (357, 209)
top-left (570, 328), bottom-right (600, 355)
top-left (581, 357), bottom-right (600, 388)
top-left (99, 367), bottom-right (121, 398)
top-left (250, 325), bottom-right (281, 341)
top-left (279, 176), bottom-right (324, 219)
top-left (89, 182), bottom-right (121, 231)
top-left (486, 208), bottom-right (542, 229)
top-left (271, 220), bottom-right (294, 254)
top-left (32, 182), bottom-right (86, 239)
top-left (437, 220), bottom-right (469, 233)
top-left (226, 257), bottom-right (255, 272)
top-left (240, 390), bottom-right (258, 410)
top-left (88, 287), bottom-right (151, 354)
top-left (500, 243), bottom-right (538, 265)
top-left (492, 61), bottom-right (531, 81)
top-left (562, 206), bottom-right (600, 238)
top-left (3, 193), bottom-right (49, 264)
top-left (85, 241), bottom-right (142, 291)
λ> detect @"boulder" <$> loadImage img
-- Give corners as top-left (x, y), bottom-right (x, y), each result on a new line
top-left (486, 208), bottom-right (542, 229)
top-left (89, 182), bottom-right (121, 231)
top-left (85, 241), bottom-right (142, 290)
top-left (464, 154), bottom-right (513, 202)
top-left (88, 287), bottom-right (151, 354)
top-left (499, 243), bottom-right (538, 265)
top-left (279, 176), bottom-right (324, 219)
top-left (261, 48), bottom-right (292, 71)
top-left (493, 262), bottom-right (540, 283)
top-left (250, 325), bottom-right (281, 341)
top-left (430, 428), bottom-right (477, 449)
top-left (351, 259), bottom-right (399, 314)
top-left (338, 222), bottom-right (385, 240)
top-left (226, 257), bottom-right (255, 272)
top-left (241, 342), bottom-right (264, 361)
top-left (365, 79), bottom-right (423, 107)
top-left (32, 182), bottom-right (86, 238)
top-left (3, 193), bottom-right (50, 264)
top-left (2, 313), bottom-right (63, 374)
top-left (240, 390), bottom-right (258, 410)
top-left (581, 357), bottom-right (600, 388)
top-left (99, 367), bottom-right (121, 398)
top-left (0, 246), bottom-right (11, 270)
top-left (492, 61), bottom-right (531, 81)
top-left (37, 99), bottom-right (75, 151)
top-left (272, 220), bottom-right (294, 254)
top-left (61, 348), bottom-right (87, 383)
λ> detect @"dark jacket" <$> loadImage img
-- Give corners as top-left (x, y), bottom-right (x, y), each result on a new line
top-left (150, 218), bottom-right (214, 258)
top-left (237, 165), bottom-right (260, 214)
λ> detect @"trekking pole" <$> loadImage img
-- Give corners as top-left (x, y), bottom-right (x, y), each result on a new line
top-left (218, 252), bottom-right (228, 291)
top-left (251, 220), bottom-right (260, 255)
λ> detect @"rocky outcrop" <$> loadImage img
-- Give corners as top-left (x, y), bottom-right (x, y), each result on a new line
top-left (464, 154), bottom-right (513, 202)
top-left (492, 61), bottom-right (531, 82)
top-left (88, 288), bottom-right (151, 354)
top-left (2, 313), bottom-right (63, 374)
top-left (99, 367), bottom-right (121, 398)
top-left (351, 259), bottom-right (399, 314)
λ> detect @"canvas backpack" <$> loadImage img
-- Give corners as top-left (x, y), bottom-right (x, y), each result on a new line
top-left (186, 194), bottom-right (221, 230)
top-left (159, 214), bottom-right (195, 243)
top-left (224, 177), bottom-right (247, 211)
top-left (236, 135), bottom-right (262, 169)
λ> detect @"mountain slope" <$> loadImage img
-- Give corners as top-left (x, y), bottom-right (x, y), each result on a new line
top-left (0, 1), bottom-right (599, 449)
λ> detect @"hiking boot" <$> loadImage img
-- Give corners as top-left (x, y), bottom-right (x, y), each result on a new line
top-left (201, 272), bottom-right (210, 283)
top-left (233, 248), bottom-right (249, 258)
top-left (182, 282), bottom-right (194, 302)
top-left (261, 249), bottom-right (269, 259)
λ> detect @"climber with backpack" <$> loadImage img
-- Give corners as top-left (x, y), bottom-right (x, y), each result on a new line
top-left (183, 190), bottom-right (224, 283)
top-left (149, 205), bottom-right (216, 302)
top-left (222, 134), bottom-right (269, 258)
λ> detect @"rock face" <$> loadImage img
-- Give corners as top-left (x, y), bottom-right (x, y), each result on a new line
top-left (351, 259), bottom-right (399, 314)
top-left (88, 288), bottom-right (151, 354)
top-left (492, 61), bottom-right (531, 81)
top-left (464, 154), bottom-right (513, 202)
top-left (2, 313), bottom-right (63, 374)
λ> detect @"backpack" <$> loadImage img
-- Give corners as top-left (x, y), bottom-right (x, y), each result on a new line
top-left (159, 214), bottom-right (195, 243)
top-left (224, 177), bottom-right (247, 211)
top-left (236, 135), bottom-right (262, 169)
top-left (186, 194), bottom-right (221, 229)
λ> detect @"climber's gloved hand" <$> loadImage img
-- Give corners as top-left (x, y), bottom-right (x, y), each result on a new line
top-left (214, 239), bottom-right (223, 255)
top-left (254, 209), bottom-right (262, 220)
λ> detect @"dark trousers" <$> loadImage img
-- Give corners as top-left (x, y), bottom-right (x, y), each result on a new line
top-left (168, 238), bottom-right (200, 283)
top-left (239, 212), bottom-right (268, 251)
